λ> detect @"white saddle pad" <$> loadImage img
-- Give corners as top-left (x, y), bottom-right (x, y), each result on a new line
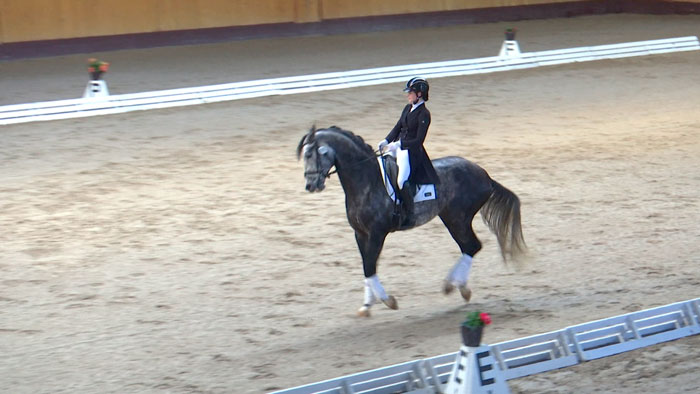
top-left (377, 157), bottom-right (437, 203)
top-left (414, 184), bottom-right (437, 202)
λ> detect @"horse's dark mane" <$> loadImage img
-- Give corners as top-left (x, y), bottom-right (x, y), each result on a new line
top-left (322, 126), bottom-right (375, 157)
top-left (296, 125), bottom-right (375, 160)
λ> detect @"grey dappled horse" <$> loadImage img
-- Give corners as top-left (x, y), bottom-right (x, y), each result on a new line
top-left (297, 126), bottom-right (526, 316)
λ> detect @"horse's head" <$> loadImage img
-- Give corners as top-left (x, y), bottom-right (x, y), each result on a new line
top-left (297, 125), bottom-right (336, 192)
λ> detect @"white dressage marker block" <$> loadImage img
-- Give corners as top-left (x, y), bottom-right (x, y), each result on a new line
top-left (444, 345), bottom-right (510, 394)
top-left (83, 80), bottom-right (110, 98)
top-left (499, 40), bottom-right (521, 57)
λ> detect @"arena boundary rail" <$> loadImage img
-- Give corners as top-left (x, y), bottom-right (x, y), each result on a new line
top-left (269, 298), bottom-right (700, 394)
top-left (1, 36), bottom-right (698, 125)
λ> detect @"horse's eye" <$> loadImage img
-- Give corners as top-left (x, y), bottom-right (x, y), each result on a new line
top-left (318, 146), bottom-right (329, 155)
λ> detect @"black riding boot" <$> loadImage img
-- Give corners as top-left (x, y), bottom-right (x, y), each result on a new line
top-left (399, 182), bottom-right (415, 227)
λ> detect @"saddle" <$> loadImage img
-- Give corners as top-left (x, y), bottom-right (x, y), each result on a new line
top-left (380, 155), bottom-right (400, 198)
top-left (379, 155), bottom-right (417, 228)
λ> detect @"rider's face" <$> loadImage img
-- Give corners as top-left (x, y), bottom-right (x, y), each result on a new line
top-left (407, 91), bottom-right (418, 103)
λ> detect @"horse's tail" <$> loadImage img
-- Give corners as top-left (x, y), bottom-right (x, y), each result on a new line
top-left (480, 179), bottom-right (527, 263)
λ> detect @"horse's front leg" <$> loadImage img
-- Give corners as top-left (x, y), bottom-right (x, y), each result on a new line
top-left (355, 231), bottom-right (397, 317)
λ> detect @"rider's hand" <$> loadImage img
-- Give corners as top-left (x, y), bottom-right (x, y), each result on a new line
top-left (378, 139), bottom-right (388, 152)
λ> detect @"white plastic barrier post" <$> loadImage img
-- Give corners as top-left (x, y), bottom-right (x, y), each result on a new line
top-left (83, 80), bottom-right (110, 98)
top-left (271, 299), bottom-right (700, 394)
top-left (2, 36), bottom-right (697, 125)
top-left (444, 345), bottom-right (510, 394)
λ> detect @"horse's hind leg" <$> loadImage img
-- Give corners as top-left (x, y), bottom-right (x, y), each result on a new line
top-left (439, 212), bottom-right (482, 302)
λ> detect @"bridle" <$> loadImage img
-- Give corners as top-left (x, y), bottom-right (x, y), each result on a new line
top-left (303, 141), bottom-right (381, 179)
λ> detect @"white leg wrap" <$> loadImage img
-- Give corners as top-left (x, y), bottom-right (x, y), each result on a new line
top-left (363, 280), bottom-right (377, 306)
top-left (447, 254), bottom-right (473, 286)
top-left (365, 274), bottom-right (388, 301)
top-left (396, 148), bottom-right (411, 189)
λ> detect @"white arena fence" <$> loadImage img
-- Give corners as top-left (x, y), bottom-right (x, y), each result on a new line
top-left (270, 298), bottom-right (700, 394)
top-left (1, 36), bottom-right (698, 125)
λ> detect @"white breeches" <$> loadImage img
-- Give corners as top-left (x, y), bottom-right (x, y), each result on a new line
top-left (364, 274), bottom-right (388, 305)
top-left (396, 148), bottom-right (410, 189)
top-left (387, 144), bottom-right (411, 189)
top-left (446, 254), bottom-right (473, 286)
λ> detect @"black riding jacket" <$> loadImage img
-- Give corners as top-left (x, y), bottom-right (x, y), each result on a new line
top-left (385, 103), bottom-right (440, 185)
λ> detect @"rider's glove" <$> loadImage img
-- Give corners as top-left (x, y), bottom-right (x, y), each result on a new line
top-left (377, 139), bottom-right (389, 152)
top-left (386, 141), bottom-right (401, 152)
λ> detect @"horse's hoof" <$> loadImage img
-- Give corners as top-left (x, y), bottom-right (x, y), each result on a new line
top-left (443, 280), bottom-right (455, 295)
top-left (383, 296), bottom-right (398, 310)
top-left (357, 306), bottom-right (371, 317)
top-left (459, 286), bottom-right (472, 302)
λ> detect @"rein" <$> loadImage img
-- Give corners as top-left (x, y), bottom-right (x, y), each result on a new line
top-left (304, 143), bottom-right (381, 179)
top-left (326, 149), bottom-right (381, 177)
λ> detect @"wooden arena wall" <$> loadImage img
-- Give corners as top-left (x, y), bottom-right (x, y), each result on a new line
top-left (319, 0), bottom-right (579, 20)
top-left (0, 0), bottom-right (297, 43)
top-left (0, 0), bottom-right (595, 44)
top-left (1, 0), bottom-right (698, 45)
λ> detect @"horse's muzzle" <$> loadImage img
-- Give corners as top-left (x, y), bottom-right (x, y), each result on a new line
top-left (305, 180), bottom-right (325, 192)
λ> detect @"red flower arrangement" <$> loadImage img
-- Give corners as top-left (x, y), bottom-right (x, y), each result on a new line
top-left (87, 58), bottom-right (110, 80)
top-left (463, 311), bottom-right (492, 328)
top-left (461, 311), bottom-right (491, 346)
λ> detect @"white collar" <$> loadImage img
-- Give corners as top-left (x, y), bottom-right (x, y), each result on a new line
top-left (410, 99), bottom-right (425, 112)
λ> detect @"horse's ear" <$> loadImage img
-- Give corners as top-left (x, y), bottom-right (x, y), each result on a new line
top-left (296, 134), bottom-right (306, 160)
top-left (296, 125), bottom-right (316, 160)
top-left (309, 124), bottom-right (317, 141)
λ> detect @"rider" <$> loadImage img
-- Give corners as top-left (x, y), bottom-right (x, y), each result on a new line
top-left (378, 77), bottom-right (439, 225)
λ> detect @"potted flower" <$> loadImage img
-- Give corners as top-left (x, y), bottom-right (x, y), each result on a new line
top-left (505, 28), bottom-right (517, 41)
top-left (87, 58), bottom-right (110, 80)
top-left (461, 311), bottom-right (491, 347)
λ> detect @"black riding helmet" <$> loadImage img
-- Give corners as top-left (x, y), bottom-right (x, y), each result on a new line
top-left (403, 77), bottom-right (429, 101)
